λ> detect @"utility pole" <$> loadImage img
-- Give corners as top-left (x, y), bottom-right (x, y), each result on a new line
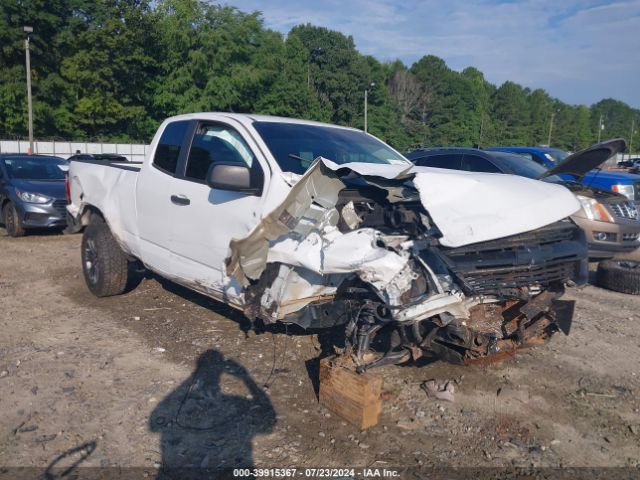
top-left (24, 26), bottom-right (34, 154)
top-left (364, 82), bottom-right (375, 132)
top-left (597, 114), bottom-right (604, 143)
top-left (364, 89), bottom-right (368, 132)
top-left (630, 119), bottom-right (636, 159)
top-left (547, 112), bottom-right (555, 146)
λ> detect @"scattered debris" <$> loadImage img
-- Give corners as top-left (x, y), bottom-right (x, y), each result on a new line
top-left (421, 379), bottom-right (455, 402)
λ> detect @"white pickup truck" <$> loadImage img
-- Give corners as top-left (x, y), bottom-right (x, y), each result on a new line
top-left (67, 113), bottom-right (587, 369)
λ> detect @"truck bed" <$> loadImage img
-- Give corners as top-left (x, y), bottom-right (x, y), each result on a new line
top-left (67, 160), bottom-right (143, 257)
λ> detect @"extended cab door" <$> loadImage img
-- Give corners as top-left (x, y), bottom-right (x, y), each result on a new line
top-left (136, 120), bottom-right (192, 274)
top-left (168, 120), bottom-right (268, 302)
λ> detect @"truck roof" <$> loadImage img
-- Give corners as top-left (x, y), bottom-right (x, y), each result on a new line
top-left (163, 112), bottom-right (362, 131)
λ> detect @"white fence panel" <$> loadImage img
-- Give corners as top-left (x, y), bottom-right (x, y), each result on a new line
top-left (1, 139), bottom-right (149, 162)
top-left (101, 143), bottom-right (117, 154)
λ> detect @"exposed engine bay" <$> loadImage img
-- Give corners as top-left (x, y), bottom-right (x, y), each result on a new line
top-left (226, 158), bottom-right (588, 370)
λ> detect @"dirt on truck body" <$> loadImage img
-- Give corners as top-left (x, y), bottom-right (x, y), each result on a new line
top-left (226, 157), bottom-right (588, 370)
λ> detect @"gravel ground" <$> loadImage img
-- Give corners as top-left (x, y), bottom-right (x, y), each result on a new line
top-left (1, 232), bottom-right (640, 476)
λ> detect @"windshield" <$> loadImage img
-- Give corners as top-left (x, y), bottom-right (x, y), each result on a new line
top-left (543, 149), bottom-right (569, 163)
top-left (252, 121), bottom-right (408, 174)
top-left (492, 152), bottom-right (565, 183)
top-left (3, 156), bottom-right (68, 180)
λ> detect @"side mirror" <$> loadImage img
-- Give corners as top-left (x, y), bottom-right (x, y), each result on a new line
top-left (206, 162), bottom-right (260, 194)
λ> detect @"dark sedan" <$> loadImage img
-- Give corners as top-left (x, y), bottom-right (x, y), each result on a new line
top-left (0, 154), bottom-right (69, 237)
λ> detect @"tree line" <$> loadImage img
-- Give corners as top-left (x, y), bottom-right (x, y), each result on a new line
top-left (1, 0), bottom-right (638, 153)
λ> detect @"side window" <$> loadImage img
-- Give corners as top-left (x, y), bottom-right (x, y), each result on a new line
top-left (461, 155), bottom-right (501, 173)
top-left (153, 121), bottom-right (189, 174)
top-left (185, 123), bottom-right (264, 188)
top-left (414, 154), bottom-right (463, 170)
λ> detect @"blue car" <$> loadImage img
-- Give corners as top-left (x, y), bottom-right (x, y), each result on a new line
top-left (488, 143), bottom-right (640, 205)
top-left (0, 154), bottom-right (69, 237)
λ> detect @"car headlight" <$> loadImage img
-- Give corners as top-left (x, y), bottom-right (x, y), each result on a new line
top-left (15, 189), bottom-right (51, 204)
top-left (576, 195), bottom-right (614, 222)
top-left (611, 184), bottom-right (635, 201)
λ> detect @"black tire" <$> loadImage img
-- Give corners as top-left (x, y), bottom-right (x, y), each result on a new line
top-left (596, 260), bottom-right (640, 295)
top-left (81, 222), bottom-right (130, 297)
top-left (3, 202), bottom-right (26, 237)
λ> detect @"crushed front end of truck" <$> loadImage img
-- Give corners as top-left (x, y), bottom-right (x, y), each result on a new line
top-left (226, 159), bottom-right (588, 370)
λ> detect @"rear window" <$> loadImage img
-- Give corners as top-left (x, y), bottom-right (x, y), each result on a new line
top-left (153, 121), bottom-right (190, 174)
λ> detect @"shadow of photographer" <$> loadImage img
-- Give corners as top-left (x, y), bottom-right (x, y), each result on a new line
top-left (150, 350), bottom-right (276, 478)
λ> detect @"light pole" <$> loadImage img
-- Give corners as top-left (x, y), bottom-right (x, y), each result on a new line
top-left (547, 112), bottom-right (555, 146)
top-left (364, 82), bottom-right (375, 132)
top-left (24, 26), bottom-right (34, 154)
top-left (630, 119), bottom-right (636, 159)
top-left (597, 114), bottom-right (604, 143)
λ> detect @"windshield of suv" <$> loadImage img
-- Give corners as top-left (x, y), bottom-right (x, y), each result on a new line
top-left (252, 121), bottom-right (409, 174)
top-left (491, 152), bottom-right (565, 183)
top-left (3, 156), bottom-right (67, 180)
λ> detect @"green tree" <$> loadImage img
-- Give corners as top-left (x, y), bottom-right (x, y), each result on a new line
top-left (288, 24), bottom-right (371, 127)
top-left (60, 0), bottom-right (158, 140)
top-left (491, 81), bottom-right (530, 145)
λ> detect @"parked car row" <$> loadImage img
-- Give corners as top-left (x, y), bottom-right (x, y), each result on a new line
top-left (405, 141), bottom-right (640, 260)
top-left (617, 158), bottom-right (640, 174)
top-left (3, 139), bottom-right (640, 260)
top-left (489, 146), bottom-right (640, 205)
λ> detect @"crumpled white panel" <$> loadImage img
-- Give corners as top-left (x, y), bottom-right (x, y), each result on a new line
top-left (410, 166), bottom-right (581, 247)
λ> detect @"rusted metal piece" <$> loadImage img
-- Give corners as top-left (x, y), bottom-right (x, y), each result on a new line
top-left (407, 290), bottom-right (555, 367)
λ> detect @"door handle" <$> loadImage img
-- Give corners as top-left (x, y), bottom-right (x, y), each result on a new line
top-left (170, 194), bottom-right (190, 206)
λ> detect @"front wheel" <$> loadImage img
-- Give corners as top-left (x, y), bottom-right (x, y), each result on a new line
top-left (3, 202), bottom-right (26, 237)
top-left (81, 222), bottom-right (130, 297)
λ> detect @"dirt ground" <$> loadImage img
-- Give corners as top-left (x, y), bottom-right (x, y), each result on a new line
top-left (1, 231), bottom-right (640, 477)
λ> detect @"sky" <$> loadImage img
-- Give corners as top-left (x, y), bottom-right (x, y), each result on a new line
top-left (225, 0), bottom-right (640, 108)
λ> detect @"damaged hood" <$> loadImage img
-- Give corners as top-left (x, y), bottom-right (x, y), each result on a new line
top-left (410, 165), bottom-right (580, 247)
top-left (226, 158), bottom-right (580, 284)
top-left (539, 139), bottom-right (627, 180)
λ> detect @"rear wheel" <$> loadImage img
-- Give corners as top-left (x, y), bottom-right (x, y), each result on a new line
top-left (81, 222), bottom-right (130, 297)
top-left (3, 202), bottom-right (26, 237)
top-left (596, 260), bottom-right (640, 295)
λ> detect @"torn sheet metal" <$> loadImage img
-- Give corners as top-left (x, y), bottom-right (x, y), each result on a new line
top-left (227, 157), bottom-right (581, 288)
top-left (267, 228), bottom-right (409, 298)
top-left (226, 159), bottom-right (345, 285)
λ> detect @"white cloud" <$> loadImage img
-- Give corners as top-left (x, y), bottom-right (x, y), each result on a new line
top-left (225, 0), bottom-right (640, 107)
